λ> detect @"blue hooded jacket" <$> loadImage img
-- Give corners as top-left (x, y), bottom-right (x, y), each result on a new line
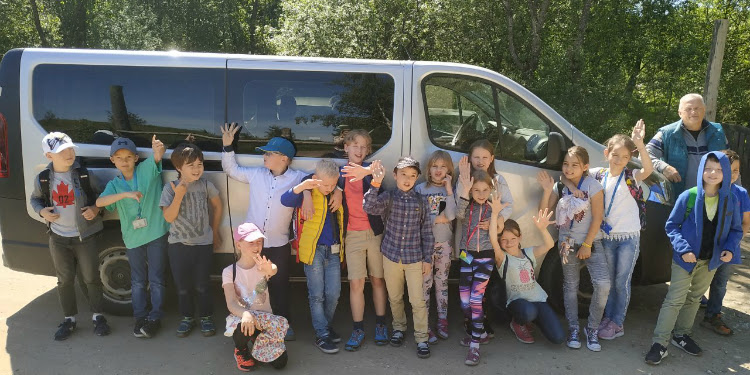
top-left (664, 151), bottom-right (743, 273)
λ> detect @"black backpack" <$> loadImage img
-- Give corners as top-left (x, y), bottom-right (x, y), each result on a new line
top-left (38, 163), bottom-right (96, 207)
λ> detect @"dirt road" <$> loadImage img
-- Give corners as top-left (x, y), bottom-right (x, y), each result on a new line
top-left (2, 240), bottom-right (749, 375)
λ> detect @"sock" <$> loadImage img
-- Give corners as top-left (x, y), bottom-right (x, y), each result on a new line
top-left (92, 313), bottom-right (102, 321)
top-left (65, 316), bottom-right (76, 323)
top-left (479, 332), bottom-right (488, 339)
top-left (375, 315), bottom-right (386, 326)
top-left (353, 321), bottom-right (364, 331)
top-left (470, 341), bottom-right (480, 349)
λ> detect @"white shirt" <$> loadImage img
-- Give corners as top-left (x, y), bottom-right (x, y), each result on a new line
top-left (596, 168), bottom-right (641, 238)
top-left (222, 152), bottom-right (306, 247)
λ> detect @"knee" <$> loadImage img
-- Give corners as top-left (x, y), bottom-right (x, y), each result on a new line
top-left (350, 279), bottom-right (365, 293)
top-left (370, 277), bottom-right (385, 288)
top-left (308, 294), bottom-right (324, 305)
top-left (549, 330), bottom-right (566, 345)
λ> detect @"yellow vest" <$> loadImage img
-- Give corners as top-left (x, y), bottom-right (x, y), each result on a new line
top-left (294, 188), bottom-right (345, 265)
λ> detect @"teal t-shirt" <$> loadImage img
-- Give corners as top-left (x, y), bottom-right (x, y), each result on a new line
top-left (101, 156), bottom-right (169, 249)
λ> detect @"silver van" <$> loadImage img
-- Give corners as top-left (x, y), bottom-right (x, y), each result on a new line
top-left (0, 48), bottom-right (674, 314)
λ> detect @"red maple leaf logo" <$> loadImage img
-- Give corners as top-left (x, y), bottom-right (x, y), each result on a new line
top-left (53, 181), bottom-right (75, 208)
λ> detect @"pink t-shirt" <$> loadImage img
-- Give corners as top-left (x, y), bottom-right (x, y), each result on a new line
top-left (345, 179), bottom-right (371, 231)
top-left (222, 263), bottom-right (272, 314)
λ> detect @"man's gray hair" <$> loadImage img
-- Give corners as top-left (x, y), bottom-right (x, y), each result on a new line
top-left (315, 159), bottom-right (340, 179)
top-left (679, 93), bottom-right (705, 107)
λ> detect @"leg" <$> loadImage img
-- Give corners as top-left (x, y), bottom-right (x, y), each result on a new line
top-left (73, 235), bottom-right (104, 314)
top-left (365, 232), bottom-right (387, 317)
top-left (323, 247), bottom-right (341, 328)
top-left (422, 256), bottom-right (434, 316)
top-left (261, 244), bottom-right (291, 320)
top-left (469, 258), bottom-right (494, 343)
top-left (194, 244), bottom-right (214, 317)
top-left (433, 242), bottom-right (452, 321)
top-left (534, 301), bottom-right (566, 344)
top-left (674, 261), bottom-right (715, 337)
top-left (610, 237), bottom-right (640, 326)
top-left (705, 262), bottom-right (733, 318)
top-left (508, 299), bottom-right (538, 325)
top-left (561, 250), bottom-right (581, 328)
top-left (345, 231), bottom-right (368, 322)
top-left (304, 246), bottom-right (328, 339)
top-left (145, 234), bottom-right (168, 320)
top-left (405, 261), bottom-right (429, 343)
top-left (601, 238), bottom-right (618, 321)
top-left (382, 256), bottom-right (407, 332)
top-left (651, 261), bottom-right (695, 346)
top-left (168, 242), bottom-right (195, 318)
top-left (585, 241), bottom-right (611, 329)
top-left (49, 234), bottom-right (78, 317)
top-left (249, 311), bottom-right (288, 363)
top-left (233, 324), bottom-right (252, 350)
top-left (459, 262), bottom-right (474, 321)
top-left (126, 245), bottom-right (149, 319)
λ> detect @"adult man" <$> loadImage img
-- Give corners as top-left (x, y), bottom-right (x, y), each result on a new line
top-left (646, 94), bottom-right (728, 199)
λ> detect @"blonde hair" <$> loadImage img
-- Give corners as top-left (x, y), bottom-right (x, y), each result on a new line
top-left (344, 129), bottom-right (372, 149)
top-left (605, 134), bottom-right (638, 158)
top-left (315, 159), bottom-right (340, 179)
top-left (426, 150), bottom-right (455, 186)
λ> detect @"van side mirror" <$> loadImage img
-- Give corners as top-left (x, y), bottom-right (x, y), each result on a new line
top-left (545, 132), bottom-right (565, 167)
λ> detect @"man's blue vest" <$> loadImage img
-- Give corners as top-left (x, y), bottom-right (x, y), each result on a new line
top-left (660, 120), bottom-right (726, 197)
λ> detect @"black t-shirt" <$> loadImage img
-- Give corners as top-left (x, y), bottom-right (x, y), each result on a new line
top-left (699, 206), bottom-right (718, 260)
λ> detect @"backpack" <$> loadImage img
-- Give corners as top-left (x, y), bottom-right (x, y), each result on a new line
top-left (593, 168), bottom-right (646, 230)
top-left (683, 187), bottom-right (698, 219)
top-left (38, 163), bottom-right (96, 208)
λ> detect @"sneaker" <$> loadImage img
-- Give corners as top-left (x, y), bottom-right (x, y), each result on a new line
top-left (234, 347), bottom-right (256, 372)
top-left (54, 318), bottom-right (76, 341)
top-left (416, 342), bottom-right (430, 358)
top-left (510, 320), bottom-right (534, 344)
top-left (427, 329), bottom-right (438, 344)
top-left (328, 328), bottom-right (341, 343)
top-left (93, 316), bottom-right (111, 336)
top-left (584, 326), bottom-right (601, 352)
top-left (200, 316), bottom-right (216, 337)
top-left (176, 317), bottom-right (196, 337)
top-left (133, 317), bottom-right (147, 338)
top-left (598, 320), bottom-right (624, 340)
top-left (566, 326), bottom-right (581, 349)
top-left (284, 326), bottom-right (296, 341)
top-left (644, 343), bottom-right (668, 365)
top-left (315, 336), bottom-right (339, 354)
top-left (374, 323), bottom-right (388, 346)
top-left (598, 317), bottom-right (611, 331)
top-left (700, 314), bottom-right (734, 336)
top-left (484, 317), bottom-right (495, 338)
top-left (140, 319), bottom-right (161, 338)
top-left (270, 350), bottom-right (288, 369)
top-left (699, 295), bottom-right (708, 308)
top-left (670, 334), bottom-right (702, 356)
top-left (459, 334), bottom-right (490, 347)
top-left (436, 318), bottom-right (449, 339)
top-left (344, 329), bottom-right (365, 351)
top-left (389, 330), bottom-right (405, 347)
top-left (464, 347), bottom-right (481, 366)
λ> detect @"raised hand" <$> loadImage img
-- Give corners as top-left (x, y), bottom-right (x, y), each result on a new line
top-left (458, 155), bottom-right (471, 179)
top-left (221, 122), bottom-right (241, 147)
top-left (341, 162), bottom-right (372, 182)
top-left (254, 255), bottom-right (277, 278)
top-left (371, 160), bottom-right (386, 183)
top-left (632, 119), bottom-right (646, 147)
top-left (536, 171), bottom-right (555, 192)
top-left (152, 135), bottom-right (166, 162)
top-left (443, 174), bottom-right (454, 195)
top-left (532, 208), bottom-right (554, 229)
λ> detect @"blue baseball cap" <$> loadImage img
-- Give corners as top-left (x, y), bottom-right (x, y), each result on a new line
top-left (256, 137), bottom-right (296, 159)
top-left (110, 137), bottom-right (137, 156)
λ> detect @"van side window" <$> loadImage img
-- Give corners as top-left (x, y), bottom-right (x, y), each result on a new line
top-left (227, 70), bottom-right (394, 158)
top-left (32, 65), bottom-right (225, 151)
top-left (423, 75), bottom-right (552, 164)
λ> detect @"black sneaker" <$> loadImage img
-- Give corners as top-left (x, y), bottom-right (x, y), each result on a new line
top-left (315, 336), bottom-right (339, 354)
top-left (390, 330), bottom-right (405, 347)
top-left (328, 328), bottom-right (342, 343)
top-left (140, 319), bottom-right (161, 338)
top-left (484, 317), bottom-right (495, 338)
top-left (270, 351), bottom-right (288, 369)
top-left (416, 342), bottom-right (430, 358)
top-left (54, 318), bottom-right (76, 341)
top-left (671, 334), bottom-right (702, 356)
top-left (93, 316), bottom-right (111, 336)
top-left (645, 343), bottom-right (668, 365)
top-left (133, 317), bottom-right (147, 338)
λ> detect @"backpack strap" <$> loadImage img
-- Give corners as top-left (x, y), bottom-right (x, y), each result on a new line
top-left (76, 165), bottom-right (96, 207)
top-left (502, 255), bottom-right (508, 279)
top-left (684, 187), bottom-right (698, 219)
top-left (38, 169), bottom-right (52, 207)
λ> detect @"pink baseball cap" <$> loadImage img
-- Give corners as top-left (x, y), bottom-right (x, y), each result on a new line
top-left (233, 223), bottom-right (266, 242)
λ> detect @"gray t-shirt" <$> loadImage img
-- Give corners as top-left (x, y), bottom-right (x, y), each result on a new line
top-left (160, 178), bottom-right (219, 245)
top-left (499, 248), bottom-right (547, 305)
top-left (414, 182), bottom-right (456, 243)
top-left (50, 171), bottom-right (79, 237)
top-left (554, 175), bottom-right (603, 244)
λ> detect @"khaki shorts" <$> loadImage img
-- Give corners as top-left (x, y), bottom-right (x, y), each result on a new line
top-left (345, 229), bottom-right (384, 280)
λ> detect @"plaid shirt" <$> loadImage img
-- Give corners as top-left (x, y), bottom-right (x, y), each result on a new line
top-left (363, 186), bottom-right (434, 264)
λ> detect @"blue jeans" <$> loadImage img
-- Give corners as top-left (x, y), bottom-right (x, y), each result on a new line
top-left (562, 240), bottom-right (610, 329)
top-left (602, 236), bottom-right (640, 326)
top-left (705, 262), bottom-right (733, 317)
top-left (304, 245), bottom-right (341, 339)
top-left (127, 233), bottom-right (168, 320)
top-left (508, 299), bottom-right (565, 344)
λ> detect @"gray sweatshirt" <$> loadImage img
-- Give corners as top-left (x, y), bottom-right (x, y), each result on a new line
top-left (414, 182), bottom-right (456, 243)
top-left (456, 198), bottom-right (495, 252)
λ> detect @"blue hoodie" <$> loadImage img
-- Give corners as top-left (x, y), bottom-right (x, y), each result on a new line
top-left (665, 151), bottom-right (743, 273)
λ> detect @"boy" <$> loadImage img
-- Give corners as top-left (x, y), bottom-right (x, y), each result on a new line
top-left (699, 149), bottom-right (750, 336)
top-left (339, 129), bottom-right (389, 350)
top-left (281, 159), bottom-right (344, 354)
top-left (221, 122), bottom-right (309, 340)
top-left (363, 157), bottom-right (434, 359)
top-left (96, 135), bottom-right (170, 338)
top-left (31, 132), bottom-right (110, 340)
top-left (645, 151), bottom-right (743, 365)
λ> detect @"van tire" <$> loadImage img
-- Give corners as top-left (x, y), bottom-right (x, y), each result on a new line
top-left (97, 238), bottom-right (134, 316)
top-left (537, 246), bottom-right (592, 318)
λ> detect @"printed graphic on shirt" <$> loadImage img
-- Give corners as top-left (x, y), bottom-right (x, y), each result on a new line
top-left (426, 194), bottom-right (446, 215)
top-left (171, 190), bottom-right (208, 240)
top-left (53, 181), bottom-right (75, 208)
top-left (508, 260), bottom-right (536, 295)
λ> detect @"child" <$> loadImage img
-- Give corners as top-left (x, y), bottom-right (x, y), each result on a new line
top-left (97, 135), bottom-right (170, 338)
top-left (363, 157), bottom-right (434, 359)
top-left (160, 143), bottom-right (223, 337)
top-left (489, 201), bottom-right (564, 345)
top-left (645, 151), bottom-right (743, 365)
top-left (538, 146), bottom-right (609, 352)
top-left (281, 159), bottom-right (344, 354)
top-left (31, 132), bottom-right (110, 340)
top-left (223, 223), bottom-right (288, 372)
top-left (456, 169), bottom-right (502, 366)
top-left (338, 129), bottom-right (390, 350)
top-left (699, 149), bottom-right (750, 336)
top-left (414, 150), bottom-right (456, 342)
top-left (221, 123), bottom-right (308, 341)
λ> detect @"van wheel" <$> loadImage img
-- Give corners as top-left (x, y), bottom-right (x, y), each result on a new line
top-left (537, 247), bottom-right (593, 317)
top-left (98, 244), bottom-right (133, 316)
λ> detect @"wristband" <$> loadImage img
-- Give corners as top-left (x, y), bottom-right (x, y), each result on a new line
top-left (371, 181), bottom-right (382, 188)
top-left (581, 242), bottom-right (592, 248)
top-left (222, 145), bottom-right (234, 152)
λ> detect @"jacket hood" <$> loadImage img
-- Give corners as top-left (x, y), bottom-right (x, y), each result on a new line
top-left (696, 151), bottom-right (733, 199)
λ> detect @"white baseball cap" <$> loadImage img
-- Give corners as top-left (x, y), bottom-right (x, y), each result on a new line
top-left (42, 132), bottom-right (78, 154)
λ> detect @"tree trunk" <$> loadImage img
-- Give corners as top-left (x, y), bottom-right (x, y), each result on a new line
top-left (29, 0), bottom-right (49, 47)
top-left (248, 0), bottom-right (260, 53)
top-left (566, 0), bottom-right (594, 80)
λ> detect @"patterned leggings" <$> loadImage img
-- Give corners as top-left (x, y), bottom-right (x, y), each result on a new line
top-left (459, 255), bottom-right (495, 343)
top-left (423, 241), bottom-right (453, 321)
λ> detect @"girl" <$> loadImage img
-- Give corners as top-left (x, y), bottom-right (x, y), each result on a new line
top-left (224, 223), bottom-right (289, 371)
top-left (160, 143), bottom-right (222, 337)
top-left (456, 169), bottom-right (505, 366)
top-left (414, 150), bottom-right (457, 342)
top-left (538, 146), bottom-right (609, 352)
top-left (488, 197), bottom-right (564, 345)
